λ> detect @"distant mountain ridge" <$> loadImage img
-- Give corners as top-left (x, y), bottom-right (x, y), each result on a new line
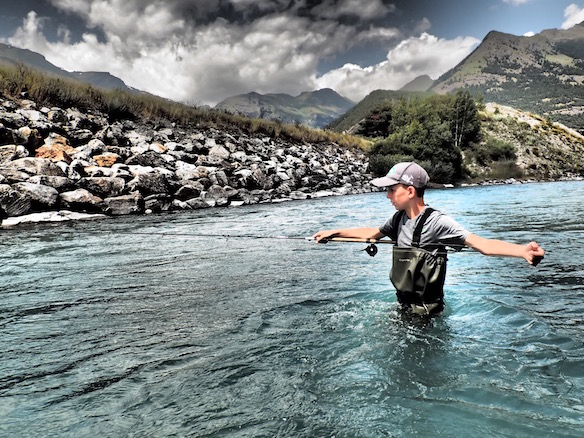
top-left (430, 22), bottom-right (584, 132)
top-left (214, 88), bottom-right (355, 128)
top-left (400, 74), bottom-right (434, 92)
top-left (0, 43), bottom-right (133, 92)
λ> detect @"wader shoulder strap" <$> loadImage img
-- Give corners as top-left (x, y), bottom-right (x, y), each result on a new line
top-left (389, 210), bottom-right (406, 242)
top-left (411, 207), bottom-right (435, 247)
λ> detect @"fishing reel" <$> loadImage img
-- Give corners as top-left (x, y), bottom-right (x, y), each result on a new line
top-left (362, 243), bottom-right (378, 257)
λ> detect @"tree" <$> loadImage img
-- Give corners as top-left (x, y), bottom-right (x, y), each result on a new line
top-left (451, 89), bottom-right (481, 150)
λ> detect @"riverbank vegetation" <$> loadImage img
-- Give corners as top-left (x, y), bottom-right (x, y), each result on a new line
top-left (359, 91), bottom-right (584, 184)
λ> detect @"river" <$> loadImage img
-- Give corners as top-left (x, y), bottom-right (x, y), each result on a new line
top-left (1, 180), bottom-right (583, 437)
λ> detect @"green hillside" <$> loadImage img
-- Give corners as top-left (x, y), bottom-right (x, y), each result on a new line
top-left (431, 24), bottom-right (584, 133)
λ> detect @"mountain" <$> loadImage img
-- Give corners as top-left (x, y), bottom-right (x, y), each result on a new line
top-left (400, 74), bottom-right (434, 92)
top-left (431, 22), bottom-right (584, 133)
top-left (214, 88), bottom-right (354, 129)
top-left (0, 43), bottom-right (133, 92)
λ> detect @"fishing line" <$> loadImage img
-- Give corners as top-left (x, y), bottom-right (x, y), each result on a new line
top-left (74, 229), bottom-right (542, 264)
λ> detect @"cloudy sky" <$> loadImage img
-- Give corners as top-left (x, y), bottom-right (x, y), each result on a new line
top-left (1, 0), bottom-right (583, 106)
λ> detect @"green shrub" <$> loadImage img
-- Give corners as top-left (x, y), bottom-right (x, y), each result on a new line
top-left (487, 160), bottom-right (524, 179)
top-left (467, 136), bottom-right (516, 165)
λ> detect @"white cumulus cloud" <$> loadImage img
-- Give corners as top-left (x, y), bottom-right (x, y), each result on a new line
top-left (562, 4), bottom-right (584, 29)
top-left (315, 33), bottom-right (479, 102)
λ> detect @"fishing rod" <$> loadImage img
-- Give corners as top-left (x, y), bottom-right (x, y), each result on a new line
top-left (127, 231), bottom-right (467, 257)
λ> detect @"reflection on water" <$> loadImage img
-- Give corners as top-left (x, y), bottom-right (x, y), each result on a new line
top-left (1, 181), bottom-right (584, 437)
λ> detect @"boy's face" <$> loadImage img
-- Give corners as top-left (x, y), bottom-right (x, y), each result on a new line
top-left (386, 184), bottom-right (415, 210)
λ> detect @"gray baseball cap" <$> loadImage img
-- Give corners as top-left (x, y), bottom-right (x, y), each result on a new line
top-left (371, 162), bottom-right (429, 188)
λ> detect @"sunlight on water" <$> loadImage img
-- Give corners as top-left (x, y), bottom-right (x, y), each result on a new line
top-left (1, 181), bottom-right (584, 437)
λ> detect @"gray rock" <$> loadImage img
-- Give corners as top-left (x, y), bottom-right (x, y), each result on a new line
top-left (73, 139), bottom-right (106, 160)
top-left (47, 108), bottom-right (67, 124)
top-left (28, 175), bottom-right (75, 191)
top-left (0, 145), bottom-right (18, 164)
top-left (289, 191), bottom-right (309, 200)
top-left (185, 198), bottom-right (210, 209)
top-left (175, 160), bottom-right (200, 181)
top-left (0, 167), bottom-right (31, 183)
top-left (0, 184), bottom-right (32, 216)
top-left (144, 194), bottom-right (172, 212)
top-left (6, 157), bottom-right (67, 177)
top-left (67, 129), bottom-right (95, 146)
top-left (231, 188), bottom-right (257, 205)
top-left (60, 188), bottom-right (104, 212)
top-left (171, 199), bottom-right (192, 210)
top-left (68, 158), bottom-right (89, 180)
top-left (126, 151), bottom-right (171, 169)
top-left (16, 109), bottom-right (47, 124)
top-left (209, 144), bottom-right (230, 160)
top-left (175, 182), bottom-right (204, 200)
top-left (77, 177), bottom-right (125, 198)
top-left (12, 182), bottom-right (59, 208)
top-left (0, 112), bottom-right (26, 129)
top-left (204, 184), bottom-right (229, 206)
top-left (103, 192), bottom-right (144, 215)
top-left (127, 172), bottom-right (171, 196)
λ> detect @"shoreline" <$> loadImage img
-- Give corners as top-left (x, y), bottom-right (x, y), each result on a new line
top-left (3, 177), bottom-right (582, 229)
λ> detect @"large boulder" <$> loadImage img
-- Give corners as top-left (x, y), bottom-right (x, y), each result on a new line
top-left (103, 192), bottom-right (144, 215)
top-left (0, 184), bottom-right (32, 216)
top-left (126, 172), bottom-right (171, 196)
top-left (5, 157), bottom-right (67, 177)
top-left (209, 144), bottom-right (230, 160)
top-left (125, 151), bottom-right (171, 169)
top-left (77, 177), bottom-right (125, 198)
top-left (60, 188), bottom-right (104, 212)
top-left (185, 198), bottom-right (210, 209)
top-left (174, 181), bottom-right (204, 200)
top-left (203, 184), bottom-right (229, 207)
top-left (175, 160), bottom-right (201, 181)
top-left (0, 167), bottom-right (31, 183)
top-left (0, 145), bottom-right (20, 164)
top-left (12, 182), bottom-right (59, 209)
top-left (28, 175), bottom-right (75, 191)
top-left (144, 194), bottom-right (172, 213)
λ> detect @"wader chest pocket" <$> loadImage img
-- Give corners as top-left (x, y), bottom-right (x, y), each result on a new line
top-left (390, 246), bottom-right (447, 304)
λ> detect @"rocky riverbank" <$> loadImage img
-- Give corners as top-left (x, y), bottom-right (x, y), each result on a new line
top-left (0, 97), bottom-right (372, 224)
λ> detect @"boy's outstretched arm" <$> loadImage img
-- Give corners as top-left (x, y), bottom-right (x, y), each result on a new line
top-left (464, 234), bottom-right (545, 265)
top-left (312, 227), bottom-right (385, 243)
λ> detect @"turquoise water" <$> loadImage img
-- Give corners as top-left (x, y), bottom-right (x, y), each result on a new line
top-left (1, 181), bottom-right (584, 437)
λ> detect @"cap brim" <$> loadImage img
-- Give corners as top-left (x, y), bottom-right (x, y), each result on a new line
top-left (370, 176), bottom-right (400, 187)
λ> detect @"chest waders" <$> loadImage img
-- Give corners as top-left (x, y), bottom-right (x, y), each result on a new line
top-left (389, 208), bottom-right (447, 315)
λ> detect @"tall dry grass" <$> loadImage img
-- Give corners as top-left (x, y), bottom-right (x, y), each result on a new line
top-left (0, 63), bottom-right (369, 150)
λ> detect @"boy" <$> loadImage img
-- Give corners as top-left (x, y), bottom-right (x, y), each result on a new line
top-left (312, 162), bottom-right (545, 316)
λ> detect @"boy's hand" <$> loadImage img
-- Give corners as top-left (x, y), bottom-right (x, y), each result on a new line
top-left (526, 241), bottom-right (545, 266)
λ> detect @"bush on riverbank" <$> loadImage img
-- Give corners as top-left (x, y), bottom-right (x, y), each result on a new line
top-left (366, 90), bottom-right (481, 183)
